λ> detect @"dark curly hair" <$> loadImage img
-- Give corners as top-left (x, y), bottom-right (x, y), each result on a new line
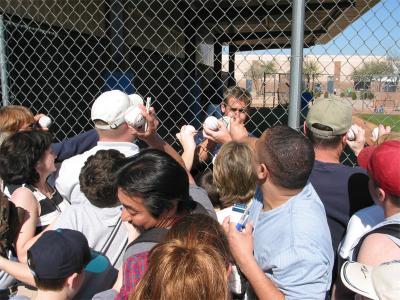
top-left (0, 130), bottom-right (53, 185)
top-left (79, 149), bottom-right (125, 208)
top-left (117, 149), bottom-right (195, 219)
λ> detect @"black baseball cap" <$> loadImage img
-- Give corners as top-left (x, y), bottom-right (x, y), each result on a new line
top-left (27, 229), bottom-right (109, 279)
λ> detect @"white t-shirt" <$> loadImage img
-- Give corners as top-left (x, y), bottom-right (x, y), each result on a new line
top-left (217, 206), bottom-right (245, 224)
top-left (55, 141), bottom-right (139, 205)
top-left (339, 205), bottom-right (384, 259)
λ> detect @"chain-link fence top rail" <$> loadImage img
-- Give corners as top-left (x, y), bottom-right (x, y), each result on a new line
top-left (0, 0), bottom-right (399, 167)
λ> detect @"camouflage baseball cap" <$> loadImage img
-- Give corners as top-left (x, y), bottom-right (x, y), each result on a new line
top-left (306, 99), bottom-right (352, 138)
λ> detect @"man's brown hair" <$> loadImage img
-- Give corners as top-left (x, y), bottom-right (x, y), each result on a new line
top-left (79, 149), bottom-right (125, 208)
top-left (223, 86), bottom-right (252, 107)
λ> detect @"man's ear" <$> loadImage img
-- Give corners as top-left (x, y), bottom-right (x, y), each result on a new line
top-left (257, 163), bottom-right (269, 181)
top-left (341, 133), bottom-right (348, 146)
top-left (66, 272), bottom-right (80, 289)
top-left (303, 122), bottom-right (308, 135)
top-left (220, 102), bottom-right (226, 114)
top-left (376, 187), bottom-right (386, 206)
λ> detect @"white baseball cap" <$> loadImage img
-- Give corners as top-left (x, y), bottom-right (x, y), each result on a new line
top-left (91, 90), bottom-right (131, 130)
top-left (341, 260), bottom-right (400, 300)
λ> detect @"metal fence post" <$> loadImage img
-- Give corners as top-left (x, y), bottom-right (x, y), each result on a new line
top-left (288, 0), bottom-right (305, 130)
top-left (0, 15), bottom-right (8, 107)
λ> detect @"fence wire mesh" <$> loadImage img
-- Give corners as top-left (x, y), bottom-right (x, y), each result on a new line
top-left (0, 0), bottom-right (399, 168)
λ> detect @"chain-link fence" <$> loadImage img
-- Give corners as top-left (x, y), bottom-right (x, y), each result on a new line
top-left (0, 0), bottom-right (399, 167)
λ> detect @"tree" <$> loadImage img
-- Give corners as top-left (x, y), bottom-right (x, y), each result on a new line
top-left (303, 60), bottom-right (320, 91)
top-left (352, 60), bottom-right (395, 91)
top-left (245, 60), bottom-right (277, 95)
top-left (387, 51), bottom-right (400, 90)
top-left (263, 61), bottom-right (278, 75)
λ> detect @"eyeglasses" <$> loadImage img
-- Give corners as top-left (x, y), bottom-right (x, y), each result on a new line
top-left (224, 103), bottom-right (248, 114)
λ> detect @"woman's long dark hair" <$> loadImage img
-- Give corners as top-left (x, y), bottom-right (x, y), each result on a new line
top-left (117, 149), bottom-right (195, 218)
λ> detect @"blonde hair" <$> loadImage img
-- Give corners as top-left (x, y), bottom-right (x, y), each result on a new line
top-left (213, 141), bottom-right (256, 208)
top-left (0, 105), bottom-right (35, 133)
top-left (130, 214), bottom-right (231, 300)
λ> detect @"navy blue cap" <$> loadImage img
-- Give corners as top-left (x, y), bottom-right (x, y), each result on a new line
top-left (27, 229), bottom-right (109, 279)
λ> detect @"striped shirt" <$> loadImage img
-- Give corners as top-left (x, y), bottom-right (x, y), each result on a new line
top-left (4, 183), bottom-right (69, 232)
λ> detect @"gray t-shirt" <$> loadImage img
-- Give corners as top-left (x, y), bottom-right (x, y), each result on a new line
top-left (54, 202), bottom-right (128, 299)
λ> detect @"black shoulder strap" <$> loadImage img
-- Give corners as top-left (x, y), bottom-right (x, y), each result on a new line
top-left (191, 202), bottom-right (209, 216)
top-left (355, 223), bottom-right (400, 259)
top-left (125, 203), bottom-right (209, 252)
top-left (126, 227), bottom-right (168, 250)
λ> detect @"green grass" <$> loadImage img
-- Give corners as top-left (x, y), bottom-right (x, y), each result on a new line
top-left (358, 114), bottom-right (400, 132)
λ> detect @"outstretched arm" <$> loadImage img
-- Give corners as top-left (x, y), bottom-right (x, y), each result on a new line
top-left (0, 256), bottom-right (35, 286)
top-left (176, 125), bottom-right (197, 171)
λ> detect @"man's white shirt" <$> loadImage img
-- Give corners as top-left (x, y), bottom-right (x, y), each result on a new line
top-left (55, 141), bottom-right (139, 205)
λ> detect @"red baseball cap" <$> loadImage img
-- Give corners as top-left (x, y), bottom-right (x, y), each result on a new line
top-left (366, 141), bottom-right (400, 197)
top-left (357, 145), bottom-right (377, 169)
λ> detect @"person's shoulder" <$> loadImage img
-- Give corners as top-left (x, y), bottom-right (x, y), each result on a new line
top-left (311, 161), bottom-right (367, 181)
top-left (10, 186), bottom-right (38, 209)
top-left (60, 147), bottom-right (96, 165)
top-left (357, 232), bottom-right (400, 265)
top-left (354, 205), bottom-right (384, 221)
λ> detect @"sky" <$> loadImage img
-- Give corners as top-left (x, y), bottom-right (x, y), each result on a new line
top-left (232, 0), bottom-right (400, 57)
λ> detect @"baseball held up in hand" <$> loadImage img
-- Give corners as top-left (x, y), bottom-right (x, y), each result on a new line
top-left (38, 116), bottom-right (52, 128)
top-left (183, 125), bottom-right (196, 134)
top-left (203, 116), bottom-right (219, 131)
top-left (125, 106), bottom-right (145, 128)
top-left (371, 127), bottom-right (379, 141)
top-left (347, 125), bottom-right (356, 141)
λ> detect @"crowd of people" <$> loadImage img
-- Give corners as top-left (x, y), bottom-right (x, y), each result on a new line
top-left (0, 86), bottom-right (398, 300)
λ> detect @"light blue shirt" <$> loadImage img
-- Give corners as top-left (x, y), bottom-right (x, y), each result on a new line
top-left (250, 183), bottom-right (334, 300)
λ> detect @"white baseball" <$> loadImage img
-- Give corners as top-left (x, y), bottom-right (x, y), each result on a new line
top-left (128, 94), bottom-right (144, 107)
top-left (183, 125), bottom-right (196, 134)
top-left (203, 116), bottom-right (219, 131)
top-left (347, 125), bottom-right (356, 141)
top-left (125, 106), bottom-right (145, 128)
top-left (371, 127), bottom-right (379, 141)
top-left (38, 116), bottom-right (52, 128)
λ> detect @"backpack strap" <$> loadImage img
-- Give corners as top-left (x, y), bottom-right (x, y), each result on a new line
top-left (354, 223), bottom-right (400, 259)
top-left (191, 202), bottom-right (209, 216)
top-left (124, 203), bottom-right (209, 257)
top-left (126, 227), bottom-right (168, 250)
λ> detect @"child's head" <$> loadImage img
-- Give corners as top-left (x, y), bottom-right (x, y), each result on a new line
top-left (130, 214), bottom-right (232, 300)
top-left (213, 141), bottom-right (257, 208)
top-left (0, 105), bottom-right (35, 133)
top-left (27, 229), bottom-right (109, 297)
top-left (195, 170), bottom-right (221, 209)
top-left (79, 149), bottom-right (125, 208)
